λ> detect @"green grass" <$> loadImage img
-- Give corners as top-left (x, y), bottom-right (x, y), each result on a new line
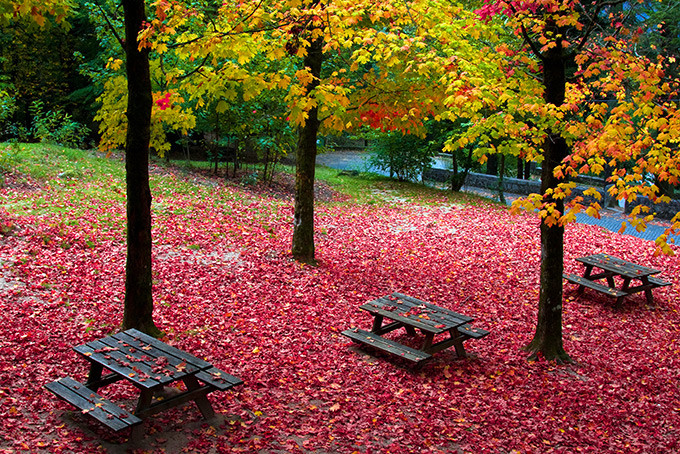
top-left (313, 164), bottom-right (490, 207)
top-left (1, 143), bottom-right (492, 219)
top-left (1, 142), bottom-right (124, 181)
top-left (1, 144), bottom-right (127, 227)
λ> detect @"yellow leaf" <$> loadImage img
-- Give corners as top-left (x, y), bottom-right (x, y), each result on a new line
top-left (444, 365), bottom-right (452, 379)
top-left (216, 100), bottom-right (228, 114)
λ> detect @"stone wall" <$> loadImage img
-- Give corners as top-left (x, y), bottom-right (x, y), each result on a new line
top-left (424, 170), bottom-right (615, 207)
top-left (625, 197), bottom-right (680, 221)
top-left (464, 172), bottom-right (542, 194)
top-left (424, 169), bottom-right (680, 219)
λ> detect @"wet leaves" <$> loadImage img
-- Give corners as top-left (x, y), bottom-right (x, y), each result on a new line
top-left (0, 164), bottom-right (679, 453)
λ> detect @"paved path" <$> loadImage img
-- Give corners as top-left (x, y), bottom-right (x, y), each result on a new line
top-left (317, 151), bottom-right (679, 243)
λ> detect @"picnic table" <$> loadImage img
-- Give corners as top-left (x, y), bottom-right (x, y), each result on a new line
top-left (341, 292), bottom-right (489, 363)
top-left (45, 328), bottom-right (243, 437)
top-left (564, 253), bottom-right (671, 306)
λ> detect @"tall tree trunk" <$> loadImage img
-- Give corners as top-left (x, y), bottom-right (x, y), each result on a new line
top-left (486, 154), bottom-right (498, 176)
top-left (524, 25), bottom-right (571, 362)
top-left (291, 21), bottom-right (323, 263)
top-left (497, 154), bottom-right (506, 205)
top-left (121, 0), bottom-right (160, 337)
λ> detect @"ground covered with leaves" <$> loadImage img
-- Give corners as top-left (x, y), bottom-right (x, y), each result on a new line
top-left (1, 146), bottom-right (679, 453)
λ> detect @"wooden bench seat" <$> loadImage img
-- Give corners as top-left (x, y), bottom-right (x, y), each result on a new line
top-left (648, 276), bottom-right (672, 288)
top-left (457, 324), bottom-right (490, 340)
top-left (195, 367), bottom-right (244, 391)
top-left (341, 328), bottom-right (432, 362)
top-left (45, 377), bottom-right (142, 432)
top-left (563, 273), bottom-right (627, 298)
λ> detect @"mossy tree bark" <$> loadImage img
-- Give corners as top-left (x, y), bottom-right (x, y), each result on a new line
top-left (121, 0), bottom-right (160, 337)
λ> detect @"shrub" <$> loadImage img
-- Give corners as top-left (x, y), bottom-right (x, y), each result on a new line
top-left (368, 132), bottom-right (435, 182)
top-left (30, 100), bottom-right (90, 149)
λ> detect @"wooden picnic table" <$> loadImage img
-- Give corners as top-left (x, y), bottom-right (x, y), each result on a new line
top-left (45, 328), bottom-right (242, 437)
top-left (564, 253), bottom-right (671, 306)
top-left (341, 292), bottom-right (489, 363)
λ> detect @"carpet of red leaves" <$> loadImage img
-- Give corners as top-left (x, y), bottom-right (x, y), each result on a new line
top-left (1, 164), bottom-right (679, 453)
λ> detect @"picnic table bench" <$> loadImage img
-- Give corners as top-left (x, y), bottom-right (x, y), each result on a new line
top-left (564, 253), bottom-right (671, 306)
top-left (45, 328), bottom-right (243, 437)
top-left (341, 293), bottom-right (489, 364)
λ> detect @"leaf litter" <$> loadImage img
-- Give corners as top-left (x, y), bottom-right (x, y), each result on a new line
top-left (0, 162), bottom-right (678, 453)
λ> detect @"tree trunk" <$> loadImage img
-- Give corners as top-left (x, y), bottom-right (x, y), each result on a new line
top-left (486, 154), bottom-right (498, 176)
top-left (291, 22), bottom-right (323, 263)
top-left (121, 0), bottom-right (160, 337)
top-left (524, 26), bottom-right (571, 363)
top-left (497, 154), bottom-right (506, 205)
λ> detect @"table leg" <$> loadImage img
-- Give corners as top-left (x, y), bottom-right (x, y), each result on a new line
top-left (183, 375), bottom-right (215, 419)
top-left (606, 275), bottom-right (616, 288)
top-left (135, 388), bottom-right (154, 415)
top-left (620, 277), bottom-right (632, 292)
top-left (421, 333), bottom-right (434, 352)
top-left (451, 331), bottom-right (467, 358)
top-left (84, 362), bottom-right (104, 391)
top-left (641, 277), bottom-right (655, 305)
top-left (578, 265), bottom-right (594, 294)
top-left (371, 314), bottom-right (384, 333)
top-left (129, 424), bottom-right (145, 443)
top-left (128, 389), bottom-right (154, 441)
top-left (614, 278), bottom-right (633, 307)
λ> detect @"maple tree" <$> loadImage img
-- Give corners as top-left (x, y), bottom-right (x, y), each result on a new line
top-left (290, 0), bottom-right (324, 262)
top-left (110, 0), bottom-right (440, 263)
top-left (0, 0), bottom-right (72, 26)
top-left (0, 0), bottom-right (161, 337)
top-left (425, 0), bottom-right (680, 362)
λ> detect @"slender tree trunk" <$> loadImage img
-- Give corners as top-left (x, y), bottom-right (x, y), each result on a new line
top-left (497, 154), bottom-right (506, 205)
top-left (291, 20), bottom-right (323, 263)
top-left (525, 25), bottom-right (571, 362)
top-left (121, 0), bottom-right (160, 337)
top-left (524, 160), bottom-right (531, 179)
top-left (486, 154), bottom-right (498, 176)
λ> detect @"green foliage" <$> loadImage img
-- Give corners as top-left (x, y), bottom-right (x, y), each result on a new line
top-left (0, 140), bottom-right (19, 171)
top-left (195, 92), bottom-right (296, 181)
top-left (368, 132), bottom-right (435, 182)
top-left (0, 12), bottom-right (98, 136)
top-left (633, 0), bottom-right (680, 78)
top-left (240, 171), bottom-right (260, 186)
top-left (0, 87), bottom-right (16, 125)
top-left (30, 100), bottom-right (90, 149)
top-left (422, 120), bottom-right (481, 191)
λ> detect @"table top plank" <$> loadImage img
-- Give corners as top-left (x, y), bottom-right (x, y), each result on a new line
top-left (359, 292), bottom-right (473, 333)
top-left (74, 339), bottom-right (176, 389)
top-left (118, 329), bottom-right (212, 369)
top-left (576, 253), bottom-right (660, 279)
top-left (392, 293), bottom-right (474, 325)
top-left (97, 335), bottom-right (201, 379)
top-left (73, 329), bottom-right (211, 389)
top-left (113, 331), bottom-right (207, 372)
